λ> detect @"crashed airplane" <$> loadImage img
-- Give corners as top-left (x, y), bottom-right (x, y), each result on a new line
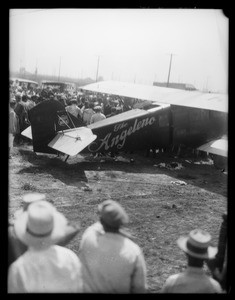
top-left (21, 80), bottom-right (228, 167)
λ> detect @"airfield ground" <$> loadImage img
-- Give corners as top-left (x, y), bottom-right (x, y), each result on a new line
top-left (9, 145), bottom-right (227, 293)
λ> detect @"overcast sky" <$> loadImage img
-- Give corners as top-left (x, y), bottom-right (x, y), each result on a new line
top-left (10, 9), bottom-right (228, 93)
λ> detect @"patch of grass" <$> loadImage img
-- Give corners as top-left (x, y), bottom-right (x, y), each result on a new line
top-left (21, 183), bottom-right (36, 191)
top-left (177, 173), bottom-right (197, 180)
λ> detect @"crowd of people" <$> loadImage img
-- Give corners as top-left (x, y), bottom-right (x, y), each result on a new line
top-left (8, 192), bottom-right (228, 293)
top-left (9, 80), bottom-right (135, 156)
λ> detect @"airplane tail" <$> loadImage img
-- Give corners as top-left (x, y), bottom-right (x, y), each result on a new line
top-left (28, 100), bottom-right (84, 154)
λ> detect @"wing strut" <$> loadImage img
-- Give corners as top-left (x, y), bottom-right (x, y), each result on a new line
top-left (64, 155), bottom-right (70, 162)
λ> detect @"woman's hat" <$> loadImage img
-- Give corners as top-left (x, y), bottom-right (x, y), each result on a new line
top-left (14, 200), bottom-right (68, 248)
top-left (98, 200), bottom-right (129, 229)
top-left (177, 229), bottom-right (218, 259)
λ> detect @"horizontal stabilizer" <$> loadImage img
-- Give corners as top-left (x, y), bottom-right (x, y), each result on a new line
top-left (197, 138), bottom-right (228, 157)
top-left (48, 127), bottom-right (97, 156)
top-left (21, 126), bottom-right (32, 139)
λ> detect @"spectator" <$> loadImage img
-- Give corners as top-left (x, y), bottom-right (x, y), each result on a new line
top-left (8, 199), bottom-right (83, 293)
top-left (206, 213), bottom-right (228, 291)
top-left (8, 193), bottom-right (80, 269)
top-left (82, 101), bottom-right (94, 125)
top-left (65, 98), bottom-right (82, 119)
top-left (9, 98), bottom-right (19, 158)
top-left (161, 229), bottom-right (222, 293)
top-left (106, 106), bottom-right (117, 118)
top-left (103, 98), bottom-right (112, 116)
top-left (90, 106), bottom-right (106, 124)
top-left (78, 200), bottom-right (147, 293)
top-left (14, 93), bottom-right (28, 145)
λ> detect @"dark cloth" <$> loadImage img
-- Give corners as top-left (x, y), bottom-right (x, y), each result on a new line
top-left (206, 214), bottom-right (227, 291)
top-left (14, 101), bottom-right (29, 132)
top-left (104, 104), bottom-right (112, 116)
top-left (8, 225), bottom-right (27, 268)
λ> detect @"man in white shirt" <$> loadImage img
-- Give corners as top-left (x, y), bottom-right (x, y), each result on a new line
top-left (90, 106), bottom-right (106, 124)
top-left (78, 200), bottom-right (147, 293)
top-left (8, 193), bottom-right (80, 268)
top-left (161, 229), bottom-right (222, 293)
top-left (8, 200), bottom-right (83, 293)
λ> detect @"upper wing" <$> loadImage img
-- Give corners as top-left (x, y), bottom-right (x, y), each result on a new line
top-left (197, 138), bottom-right (228, 157)
top-left (81, 81), bottom-right (228, 113)
top-left (21, 126), bottom-right (32, 140)
top-left (48, 127), bottom-right (97, 156)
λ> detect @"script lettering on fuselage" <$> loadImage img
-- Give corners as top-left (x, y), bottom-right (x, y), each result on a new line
top-left (88, 116), bottom-right (156, 152)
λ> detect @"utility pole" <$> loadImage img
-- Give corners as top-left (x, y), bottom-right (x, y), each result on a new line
top-left (166, 53), bottom-right (176, 87)
top-left (58, 56), bottom-right (61, 82)
top-left (96, 55), bottom-right (100, 82)
top-left (35, 58), bottom-right (38, 81)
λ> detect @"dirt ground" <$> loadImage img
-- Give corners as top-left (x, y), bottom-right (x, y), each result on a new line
top-left (8, 144), bottom-right (227, 293)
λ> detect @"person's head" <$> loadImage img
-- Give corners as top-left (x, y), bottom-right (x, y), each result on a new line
top-left (177, 229), bottom-right (218, 267)
top-left (15, 92), bottom-right (22, 102)
top-left (94, 106), bottom-right (102, 113)
top-left (98, 200), bottom-right (129, 232)
top-left (111, 107), bottom-right (116, 114)
top-left (22, 95), bottom-right (28, 102)
top-left (70, 99), bottom-right (77, 105)
top-left (10, 98), bottom-right (16, 109)
top-left (14, 200), bottom-right (68, 250)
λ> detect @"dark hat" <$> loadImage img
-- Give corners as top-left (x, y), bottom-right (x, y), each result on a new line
top-left (98, 200), bottom-right (129, 229)
top-left (177, 229), bottom-right (217, 259)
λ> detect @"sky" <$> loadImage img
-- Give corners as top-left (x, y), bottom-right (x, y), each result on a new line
top-left (10, 9), bottom-right (228, 93)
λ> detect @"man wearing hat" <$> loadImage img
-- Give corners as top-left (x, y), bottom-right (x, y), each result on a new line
top-left (8, 193), bottom-right (80, 268)
top-left (90, 105), bottom-right (106, 124)
top-left (161, 229), bottom-right (222, 293)
top-left (65, 98), bottom-right (82, 119)
top-left (8, 199), bottom-right (83, 293)
top-left (78, 200), bottom-right (147, 293)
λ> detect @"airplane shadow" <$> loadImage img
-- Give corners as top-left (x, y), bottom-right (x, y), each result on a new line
top-left (16, 148), bottom-right (227, 197)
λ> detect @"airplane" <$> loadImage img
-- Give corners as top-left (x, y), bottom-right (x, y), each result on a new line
top-left (21, 80), bottom-right (228, 168)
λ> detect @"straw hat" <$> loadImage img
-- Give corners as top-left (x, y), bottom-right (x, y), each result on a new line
top-left (177, 229), bottom-right (218, 259)
top-left (14, 200), bottom-right (67, 248)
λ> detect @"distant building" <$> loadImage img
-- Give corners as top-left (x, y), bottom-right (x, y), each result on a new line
top-left (153, 82), bottom-right (197, 91)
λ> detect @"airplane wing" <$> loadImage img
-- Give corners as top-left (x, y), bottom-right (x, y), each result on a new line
top-left (21, 126), bottom-right (32, 139)
top-left (197, 138), bottom-right (228, 157)
top-left (81, 81), bottom-right (228, 113)
top-left (48, 127), bottom-right (97, 156)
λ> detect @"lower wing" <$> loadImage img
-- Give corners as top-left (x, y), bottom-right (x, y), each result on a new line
top-left (197, 138), bottom-right (228, 157)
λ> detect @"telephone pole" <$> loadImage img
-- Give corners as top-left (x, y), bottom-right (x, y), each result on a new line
top-left (96, 55), bottom-right (100, 82)
top-left (166, 53), bottom-right (176, 87)
top-left (58, 56), bottom-right (61, 82)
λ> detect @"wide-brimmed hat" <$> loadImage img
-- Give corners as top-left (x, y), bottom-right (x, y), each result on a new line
top-left (98, 200), bottom-right (129, 229)
top-left (14, 200), bottom-right (68, 248)
top-left (177, 229), bottom-right (218, 259)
